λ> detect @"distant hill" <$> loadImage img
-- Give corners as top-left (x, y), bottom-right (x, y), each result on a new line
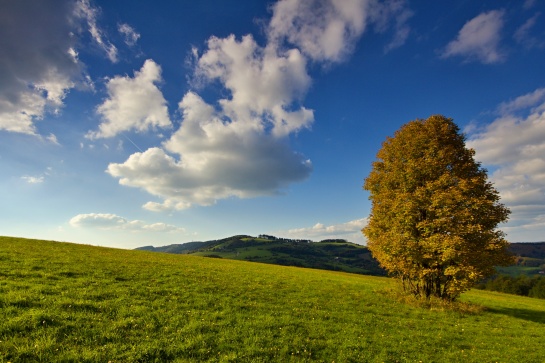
top-left (508, 242), bottom-right (545, 259)
top-left (137, 236), bottom-right (545, 277)
top-left (136, 235), bottom-right (386, 276)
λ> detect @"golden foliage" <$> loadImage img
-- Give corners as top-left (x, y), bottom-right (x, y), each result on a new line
top-left (363, 115), bottom-right (513, 300)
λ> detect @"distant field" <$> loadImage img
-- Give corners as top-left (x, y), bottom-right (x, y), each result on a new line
top-left (1, 236), bottom-right (545, 362)
top-left (496, 265), bottom-right (543, 277)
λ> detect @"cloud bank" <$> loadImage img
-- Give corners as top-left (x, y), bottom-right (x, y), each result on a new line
top-left (467, 88), bottom-right (545, 241)
top-left (107, 0), bottom-right (412, 210)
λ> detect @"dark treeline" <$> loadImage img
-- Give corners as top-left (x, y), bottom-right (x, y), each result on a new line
top-left (258, 234), bottom-right (312, 243)
top-left (476, 275), bottom-right (545, 299)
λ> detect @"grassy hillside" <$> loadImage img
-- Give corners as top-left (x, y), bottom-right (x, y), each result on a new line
top-left (2, 236), bottom-right (545, 362)
top-left (137, 235), bottom-right (386, 276)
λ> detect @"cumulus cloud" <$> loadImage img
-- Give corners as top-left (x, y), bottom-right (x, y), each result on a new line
top-left (0, 0), bottom-right (120, 135)
top-left (467, 88), bottom-right (545, 241)
top-left (441, 10), bottom-right (505, 64)
top-left (69, 213), bottom-right (185, 232)
top-left (194, 34), bottom-right (313, 137)
top-left (87, 59), bottom-right (172, 139)
top-left (279, 218), bottom-right (368, 244)
top-left (107, 125), bottom-right (312, 210)
top-left (107, 0), bottom-right (411, 210)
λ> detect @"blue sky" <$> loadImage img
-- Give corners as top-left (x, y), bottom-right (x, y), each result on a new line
top-left (1, 0), bottom-right (545, 249)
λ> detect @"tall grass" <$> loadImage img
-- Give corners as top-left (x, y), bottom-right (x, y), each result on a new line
top-left (1, 236), bottom-right (544, 362)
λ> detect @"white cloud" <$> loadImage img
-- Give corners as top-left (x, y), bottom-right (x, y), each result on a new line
top-left (69, 213), bottom-right (185, 232)
top-left (382, 1), bottom-right (413, 53)
top-left (118, 23), bottom-right (140, 47)
top-left (45, 133), bottom-right (60, 145)
top-left (514, 13), bottom-right (544, 50)
top-left (87, 59), bottom-right (172, 139)
top-left (498, 87), bottom-right (545, 114)
top-left (268, 0), bottom-right (412, 62)
top-left (107, 128), bottom-right (312, 211)
top-left (467, 88), bottom-right (545, 241)
top-left (21, 176), bottom-right (45, 184)
top-left (279, 218), bottom-right (368, 244)
top-left (0, 0), bottom-right (120, 135)
top-left (107, 33), bottom-right (314, 210)
top-left (523, 0), bottom-right (537, 9)
top-left (441, 10), bottom-right (505, 64)
top-left (0, 0), bottom-right (83, 135)
top-left (194, 34), bottom-right (313, 137)
top-left (74, 0), bottom-right (118, 63)
top-left (107, 0), bottom-right (410, 210)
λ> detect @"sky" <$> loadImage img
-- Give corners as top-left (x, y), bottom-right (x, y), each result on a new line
top-left (1, 0), bottom-right (545, 249)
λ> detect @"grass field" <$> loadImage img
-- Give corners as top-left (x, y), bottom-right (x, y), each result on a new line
top-left (1, 236), bottom-right (544, 362)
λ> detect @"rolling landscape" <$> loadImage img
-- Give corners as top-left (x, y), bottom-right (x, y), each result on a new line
top-left (136, 235), bottom-right (386, 276)
top-left (2, 236), bottom-right (545, 362)
top-left (137, 235), bottom-right (545, 278)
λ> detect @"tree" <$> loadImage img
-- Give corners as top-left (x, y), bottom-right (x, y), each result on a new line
top-left (529, 277), bottom-right (545, 299)
top-left (362, 115), bottom-right (513, 300)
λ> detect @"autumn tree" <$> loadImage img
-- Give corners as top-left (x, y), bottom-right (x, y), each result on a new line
top-left (362, 115), bottom-right (513, 300)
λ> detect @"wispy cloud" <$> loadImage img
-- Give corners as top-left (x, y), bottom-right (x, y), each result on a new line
top-left (21, 176), bottom-right (45, 184)
top-left (514, 13), bottom-right (544, 50)
top-left (278, 218), bottom-right (368, 244)
top-left (75, 0), bottom-right (118, 63)
top-left (497, 88), bottom-right (545, 114)
top-left (69, 213), bottom-right (185, 233)
top-left (20, 167), bottom-right (54, 184)
top-left (441, 10), bottom-right (505, 64)
top-left (118, 23), bottom-right (141, 47)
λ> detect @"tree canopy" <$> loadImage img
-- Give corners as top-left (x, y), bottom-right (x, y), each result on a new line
top-left (362, 115), bottom-right (513, 300)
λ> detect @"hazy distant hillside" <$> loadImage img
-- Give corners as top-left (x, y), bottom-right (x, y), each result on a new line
top-left (136, 235), bottom-right (386, 276)
top-left (509, 242), bottom-right (545, 259)
top-left (138, 236), bottom-right (545, 277)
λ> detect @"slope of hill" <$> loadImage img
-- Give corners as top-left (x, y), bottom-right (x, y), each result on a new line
top-left (508, 242), bottom-right (545, 259)
top-left (136, 234), bottom-right (386, 276)
top-left (1, 236), bottom-right (545, 362)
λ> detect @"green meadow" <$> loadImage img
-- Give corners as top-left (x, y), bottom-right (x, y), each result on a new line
top-left (1, 236), bottom-right (544, 362)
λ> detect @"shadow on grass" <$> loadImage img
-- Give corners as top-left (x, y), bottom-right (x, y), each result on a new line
top-left (488, 307), bottom-right (545, 324)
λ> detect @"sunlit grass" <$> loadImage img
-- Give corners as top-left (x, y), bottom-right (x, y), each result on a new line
top-left (1, 236), bottom-right (544, 362)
